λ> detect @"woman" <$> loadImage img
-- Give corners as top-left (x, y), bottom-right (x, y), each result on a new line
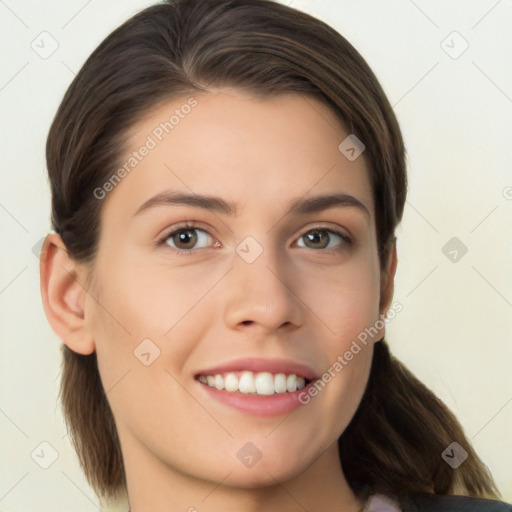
top-left (39, 0), bottom-right (511, 510)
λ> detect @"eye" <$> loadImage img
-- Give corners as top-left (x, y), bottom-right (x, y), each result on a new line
top-left (159, 222), bottom-right (215, 255)
top-left (157, 222), bottom-right (352, 257)
top-left (296, 227), bottom-right (352, 251)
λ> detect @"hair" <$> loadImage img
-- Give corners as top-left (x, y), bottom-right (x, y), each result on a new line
top-left (46, 0), bottom-right (500, 504)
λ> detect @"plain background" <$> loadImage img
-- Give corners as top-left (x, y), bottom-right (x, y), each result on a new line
top-left (0, 0), bottom-right (511, 510)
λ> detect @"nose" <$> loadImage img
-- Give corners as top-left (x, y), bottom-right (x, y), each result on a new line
top-left (222, 241), bottom-right (303, 334)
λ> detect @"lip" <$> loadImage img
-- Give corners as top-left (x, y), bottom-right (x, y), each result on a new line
top-left (199, 382), bottom-right (315, 417)
top-left (194, 357), bottom-right (318, 418)
top-left (195, 357), bottom-right (319, 381)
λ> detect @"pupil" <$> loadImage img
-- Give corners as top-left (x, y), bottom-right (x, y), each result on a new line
top-left (307, 230), bottom-right (327, 248)
top-left (177, 229), bottom-right (196, 248)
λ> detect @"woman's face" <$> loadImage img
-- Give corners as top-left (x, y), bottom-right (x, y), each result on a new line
top-left (83, 90), bottom-right (391, 489)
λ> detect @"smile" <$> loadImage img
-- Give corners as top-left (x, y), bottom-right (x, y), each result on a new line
top-left (198, 371), bottom-right (308, 395)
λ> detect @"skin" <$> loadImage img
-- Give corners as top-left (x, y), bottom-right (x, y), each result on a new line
top-left (41, 89), bottom-right (397, 512)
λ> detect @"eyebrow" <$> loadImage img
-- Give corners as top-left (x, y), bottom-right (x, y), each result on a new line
top-left (134, 190), bottom-right (370, 218)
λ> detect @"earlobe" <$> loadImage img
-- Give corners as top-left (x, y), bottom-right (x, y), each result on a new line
top-left (39, 233), bottom-right (96, 355)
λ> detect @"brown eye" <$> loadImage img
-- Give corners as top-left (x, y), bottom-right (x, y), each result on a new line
top-left (297, 228), bottom-right (351, 250)
top-left (163, 226), bottom-right (212, 252)
top-left (170, 229), bottom-right (198, 250)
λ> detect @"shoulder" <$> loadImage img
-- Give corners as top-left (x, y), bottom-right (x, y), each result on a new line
top-left (401, 492), bottom-right (512, 512)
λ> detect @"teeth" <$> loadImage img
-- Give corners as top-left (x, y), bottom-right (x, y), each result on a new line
top-left (274, 373), bottom-right (287, 394)
top-left (224, 372), bottom-right (238, 392)
top-left (255, 372), bottom-right (275, 395)
top-left (214, 374), bottom-right (224, 390)
top-left (198, 371), bottom-right (308, 395)
top-left (239, 371), bottom-right (257, 394)
top-left (286, 374), bottom-right (296, 392)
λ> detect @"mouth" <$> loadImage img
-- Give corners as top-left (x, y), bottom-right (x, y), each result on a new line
top-left (196, 370), bottom-right (311, 395)
top-left (193, 358), bottom-right (318, 416)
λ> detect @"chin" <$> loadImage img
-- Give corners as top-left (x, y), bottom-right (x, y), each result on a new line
top-left (226, 467), bottom-right (301, 489)
top-left (226, 453), bottom-right (312, 489)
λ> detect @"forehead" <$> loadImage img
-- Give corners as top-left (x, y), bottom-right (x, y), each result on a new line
top-left (102, 90), bottom-right (374, 223)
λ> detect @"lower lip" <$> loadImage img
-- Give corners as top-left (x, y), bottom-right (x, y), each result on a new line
top-left (199, 381), bottom-right (312, 417)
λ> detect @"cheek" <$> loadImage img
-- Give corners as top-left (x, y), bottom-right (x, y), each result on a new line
top-left (89, 251), bottom-right (216, 346)
top-left (296, 282), bottom-right (377, 451)
top-left (291, 250), bottom-right (380, 436)
top-left (97, 253), bottom-right (231, 331)
top-left (87, 256), bottom-right (226, 410)
top-left (295, 252), bottom-right (382, 345)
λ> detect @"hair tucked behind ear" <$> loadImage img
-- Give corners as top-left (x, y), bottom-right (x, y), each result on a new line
top-left (340, 340), bottom-right (500, 503)
top-left (47, 0), bottom-right (502, 503)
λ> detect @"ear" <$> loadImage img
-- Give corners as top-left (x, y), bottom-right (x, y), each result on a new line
top-left (379, 238), bottom-right (398, 316)
top-left (39, 233), bottom-right (95, 355)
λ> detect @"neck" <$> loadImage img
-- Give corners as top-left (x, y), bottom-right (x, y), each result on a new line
top-left (123, 438), bottom-right (364, 512)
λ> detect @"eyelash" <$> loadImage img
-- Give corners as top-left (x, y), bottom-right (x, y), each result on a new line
top-left (157, 221), bottom-right (353, 257)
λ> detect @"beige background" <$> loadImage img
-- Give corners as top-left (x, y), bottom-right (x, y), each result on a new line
top-left (0, 0), bottom-right (510, 510)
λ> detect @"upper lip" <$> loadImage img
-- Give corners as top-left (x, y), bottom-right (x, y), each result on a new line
top-left (195, 357), bottom-right (319, 381)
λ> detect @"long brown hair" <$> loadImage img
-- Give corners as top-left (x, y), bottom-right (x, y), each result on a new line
top-left (46, 0), bottom-right (500, 503)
